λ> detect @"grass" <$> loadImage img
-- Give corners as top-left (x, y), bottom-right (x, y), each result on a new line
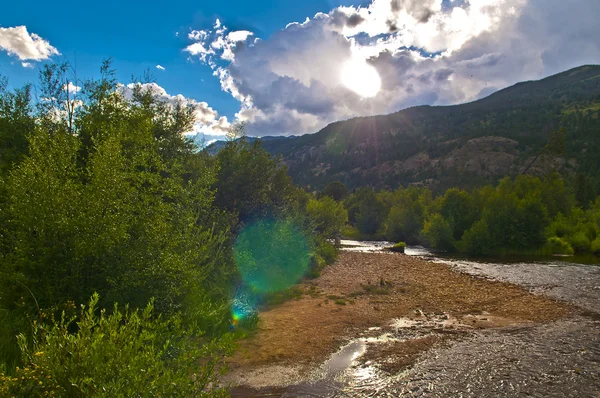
top-left (350, 280), bottom-right (393, 297)
top-left (263, 286), bottom-right (304, 307)
top-left (389, 241), bottom-right (406, 253)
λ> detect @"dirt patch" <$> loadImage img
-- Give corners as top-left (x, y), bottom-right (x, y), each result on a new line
top-left (361, 335), bottom-right (452, 374)
top-left (228, 252), bottom-right (574, 375)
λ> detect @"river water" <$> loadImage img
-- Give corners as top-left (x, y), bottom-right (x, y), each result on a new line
top-left (230, 242), bottom-right (600, 397)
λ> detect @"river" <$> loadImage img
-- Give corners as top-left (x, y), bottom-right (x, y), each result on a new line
top-left (230, 241), bottom-right (600, 397)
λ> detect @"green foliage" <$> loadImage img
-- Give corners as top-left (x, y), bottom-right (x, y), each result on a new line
top-left (341, 225), bottom-right (361, 240)
top-left (234, 218), bottom-right (313, 293)
top-left (262, 286), bottom-right (304, 307)
top-left (460, 220), bottom-right (494, 256)
top-left (0, 80), bottom-right (34, 176)
top-left (421, 214), bottom-right (455, 251)
top-left (381, 187), bottom-right (431, 244)
top-left (1, 80), bottom-right (227, 317)
top-left (320, 181), bottom-right (349, 201)
top-left (317, 240), bottom-right (339, 264)
top-left (389, 242), bottom-right (406, 253)
top-left (0, 294), bottom-right (233, 397)
top-left (354, 190), bottom-right (388, 236)
top-left (339, 175), bottom-right (591, 257)
top-left (569, 232), bottom-right (591, 253)
top-left (547, 237), bottom-right (575, 255)
top-left (437, 188), bottom-right (477, 240)
top-left (306, 196), bottom-right (348, 239)
top-left (591, 238), bottom-right (600, 255)
top-left (214, 136), bottom-right (295, 224)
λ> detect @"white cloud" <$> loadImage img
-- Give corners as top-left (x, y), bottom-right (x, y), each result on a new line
top-left (0, 26), bottom-right (60, 61)
top-left (119, 82), bottom-right (230, 135)
top-left (63, 82), bottom-right (81, 96)
top-left (21, 62), bottom-right (34, 68)
top-left (156, 64), bottom-right (166, 70)
top-left (185, 0), bottom-right (600, 136)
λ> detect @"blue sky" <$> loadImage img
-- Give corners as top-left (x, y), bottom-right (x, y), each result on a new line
top-left (2, 1), bottom-right (364, 117)
top-left (2, 0), bottom-right (600, 137)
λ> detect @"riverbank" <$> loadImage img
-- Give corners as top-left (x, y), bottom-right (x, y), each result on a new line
top-left (225, 251), bottom-right (582, 393)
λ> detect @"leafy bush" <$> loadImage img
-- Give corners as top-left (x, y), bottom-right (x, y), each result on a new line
top-left (0, 294), bottom-right (233, 397)
top-left (317, 240), bottom-right (339, 264)
top-left (389, 242), bottom-right (406, 253)
top-left (461, 220), bottom-right (494, 256)
top-left (421, 213), bottom-right (455, 251)
top-left (569, 232), bottom-right (591, 253)
top-left (341, 225), bottom-right (361, 240)
top-left (547, 236), bottom-right (575, 255)
top-left (591, 237), bottom-right (600, 255)
top-left (306, 196), bottom-right (348, 240)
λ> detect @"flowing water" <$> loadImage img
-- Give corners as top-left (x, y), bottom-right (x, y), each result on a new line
top-left (230, 242), bottom-right (600, 397)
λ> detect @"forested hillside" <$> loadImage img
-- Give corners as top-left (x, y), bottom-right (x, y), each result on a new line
top-left (258, 65), bottom-right (600, 195)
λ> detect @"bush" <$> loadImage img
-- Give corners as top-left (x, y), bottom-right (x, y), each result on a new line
top-left (341, 225), bottom-right (361, 240)
top-left (389, 242), bottom-right (406, 253)
top-left (421, 213), bottom-right (455, 251)
top-left (460, 220), bottom-right (495, 256)
top-left (547, 236), bottom-right (575, 255)
top-left (591, 238), bottom-right (600, 255)
top-left (569, 232), bottom-right (591, 253)
top-left (317, 240), bottom-right (339, 265)
top-left (0, 294), bottom-right (233, 398)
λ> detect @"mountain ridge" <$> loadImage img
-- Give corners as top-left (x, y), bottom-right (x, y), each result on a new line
top-left (208, 65), bottom-right (600, 192)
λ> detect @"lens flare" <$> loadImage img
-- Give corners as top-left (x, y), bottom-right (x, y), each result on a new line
top-left (234, 218), bottom-right (312, 293)
top-left (231, 289), bottom-right (256, 324)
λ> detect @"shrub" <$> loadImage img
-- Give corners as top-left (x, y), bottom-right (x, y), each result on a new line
top-left (547, 236), bottom-right (575, 255)
top-left (341, 225), bottom-right (361, 240)
top-left (569, 232), bottom-right (591, 253)
top-left (318, 240), bottom-right (339, 265)
top-left (591, 238), bottom-right (600, 255)
top-left (389, 242), bottom-right (406, 253)
top-left (421, 213), bottom-right (455, 251)
top-left (0, 294), bottom-right (233, 398)
top-left (460, 220), bottom-right (495, 256)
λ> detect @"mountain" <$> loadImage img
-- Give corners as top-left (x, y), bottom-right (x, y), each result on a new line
top-left (204, 135), bottom-right (294, 155)
top-left (255, 65), bottom-right (600, 192)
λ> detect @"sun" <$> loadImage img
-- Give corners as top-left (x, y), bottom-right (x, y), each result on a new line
top-left (341, 57), bottom-right (382, 98)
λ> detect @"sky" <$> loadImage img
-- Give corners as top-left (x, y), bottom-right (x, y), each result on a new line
top-left (1, 0), bottom-right (600, 141)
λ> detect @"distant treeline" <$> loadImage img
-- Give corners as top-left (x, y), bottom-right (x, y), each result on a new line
top-left (322, 175), bottom-right (600, 257)
top-left (0, 62), bottom-right (346, 396)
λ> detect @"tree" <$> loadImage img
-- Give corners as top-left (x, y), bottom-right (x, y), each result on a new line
top-left (437, 188), bottom-right (477, 240)
top-left (354, 190), bottom-right (388, 236)
top-left (214, 137), bottom-right (295, 225)
top-left (421, 213), bottom-right (455, 251)
top-left (307, 196), bottom-right (348, 239)
top-left (320, 181), bottom-right (349, 201)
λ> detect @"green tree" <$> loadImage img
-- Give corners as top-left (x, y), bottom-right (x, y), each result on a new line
top-left (214, 137), bottom-right (295, 225)
top-left (306, 196), bottom-right (348, 239)
top-left (437, 188), bottom-right (477, 240)
top-left (320, 181), bottom-right (349, 201)
top-left (421, 213), bottom-right (455, 251)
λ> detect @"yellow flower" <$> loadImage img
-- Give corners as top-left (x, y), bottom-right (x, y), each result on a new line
top-left (35, 351), bottom-right (45, 356)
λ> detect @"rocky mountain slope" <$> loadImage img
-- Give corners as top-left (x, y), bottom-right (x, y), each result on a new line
top-left (213, 65), bottom-right (600, 191)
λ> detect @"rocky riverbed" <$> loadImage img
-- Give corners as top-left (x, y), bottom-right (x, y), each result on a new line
top-left (225, 246), bottom-right (600, 397)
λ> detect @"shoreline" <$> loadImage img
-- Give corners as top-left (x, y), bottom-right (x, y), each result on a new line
top-left (225, 251), bottom-right (581, 392)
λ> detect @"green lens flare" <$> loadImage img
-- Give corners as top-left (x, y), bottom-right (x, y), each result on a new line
top-left (234, 219), bottom-right (312, 293)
